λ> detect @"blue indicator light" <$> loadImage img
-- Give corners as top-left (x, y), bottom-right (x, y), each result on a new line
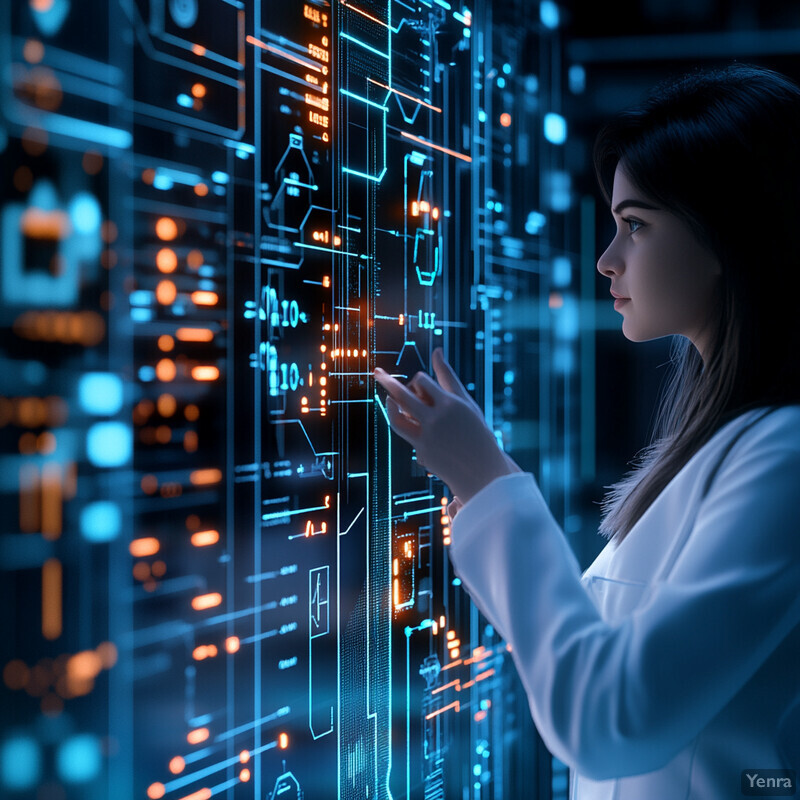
top-left (56, 734), bottom-right (102, 783)
top-left (80, 501), bottom-right (121, 543)
top-left (86, 422), bottom-right (131, 467)
top-left (79, 373), bottom-right (123, 415)
top-left (177, 93), bottom-right (193, 108)
top-left (0, 736), bottom-right (41, 790)
top-left (544, 112), bottom-right (567, 144)
top-left (69, 192), bottom-right (101, 235)
top-left (153, 174), bottom-right (174, 190)
top-left (211, 170), bottom-right (230, 184)
top-left (552, 255), bottom-right (572, 287)
top-left (452, 577), bottom-right (462, 586)
top-left (540, 0), bottom-right (560, 29)
top-left (525, 210), bottom-right (547, 234)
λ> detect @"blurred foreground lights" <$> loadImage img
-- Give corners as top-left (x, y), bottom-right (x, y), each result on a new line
top-left (0, 735), bottom-right (41, 790)
top-left (543, 112), bottom-right (567, 144)
top-left (86, 421), bottom-right (131, 467)
top-left (78, 373), bottom-right (123, 415)
top-left (56, 734), bottom-right (101, 783)
top-left (80, 501), bottom-right (121, 542)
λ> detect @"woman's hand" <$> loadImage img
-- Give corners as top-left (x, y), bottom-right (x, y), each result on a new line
top-left (373, 347), bottom-right (520, 505)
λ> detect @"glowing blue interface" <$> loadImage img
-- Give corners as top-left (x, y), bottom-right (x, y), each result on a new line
top-left (1, 0), bottom-right (578, 797)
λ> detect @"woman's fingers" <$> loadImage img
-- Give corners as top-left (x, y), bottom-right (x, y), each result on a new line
top-left (408, 370), bottom-right (445, 404)
top-left (385, 396), bottom-right (422, 443)
top-left (447, 496), bottom-right (463, 518)
top-left (432, 348), bottom-right (471, 402)
top-left (374, 368), bottom-right (431, 420)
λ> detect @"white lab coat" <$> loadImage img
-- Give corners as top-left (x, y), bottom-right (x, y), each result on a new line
top-left (448, 404), bottom-right (800, 799)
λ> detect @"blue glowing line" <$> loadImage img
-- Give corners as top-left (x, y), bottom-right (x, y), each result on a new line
top-left (394, 494), bottom-right (435, 505)
top-left (401, 506), bottom-right (442, 519)
top-left (341, 32), bottom-right (389, 59)
top-left (162, 752), bottom-right (242, 793)
top-left (294, 242), bottom-right (359, 257)
top-left (342, 165), bottom-right (388, 183)
top-left (340, 88), bottom-right (388, 112)
top-left (37, 113), bottom-right (131, 149)
top-left (284, 177), bottom-right (319, 190)
top-left (262, 502), bottom-right (330, 521)
top-left (223, 139), bottom-right (255, 153)
top-left (215, 706), bottom-right (290, 742)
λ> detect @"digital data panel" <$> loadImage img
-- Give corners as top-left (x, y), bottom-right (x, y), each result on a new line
top-left (1, 1), bottom-right (579, 798)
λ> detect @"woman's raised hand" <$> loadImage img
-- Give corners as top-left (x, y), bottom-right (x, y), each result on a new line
top-left (373, 347), bottom-right (519, 505)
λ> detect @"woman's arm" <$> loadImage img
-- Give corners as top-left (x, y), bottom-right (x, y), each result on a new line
top-left (449, 430), bottom-right (800, 780)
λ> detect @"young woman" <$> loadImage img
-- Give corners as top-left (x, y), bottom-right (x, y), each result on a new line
top-left (374, 63), bottom-right (800, 798)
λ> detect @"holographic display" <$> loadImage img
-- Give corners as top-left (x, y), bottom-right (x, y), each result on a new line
top-left (1, 1), bottom-right (576, 797)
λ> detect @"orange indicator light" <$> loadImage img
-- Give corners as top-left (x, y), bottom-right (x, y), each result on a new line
top-left (156, 280), bottom-right (177, 305)
top-left (500, 112), bottom-right (512, 127)
top-left (239, 768), bottom-right (251, 782)
top-left (187, 727), bottom-right (210, 745)
top-left (225, 636), bottom-right (240, 653)
top-left (191, 366), bottom-right (219, 381)
top-left (191, 593), bottom-right (222, 611)
top-left (192, 644), bottom-right (218, 660)
top-left (155, 217), bottom-right (178, 241)
top-left (129, 537), bottom-right (160, 557)
top-left (176, 327), bottom-right (214, 342)
top-left (169, 756), bottom-right (186, 774)
top-left (156, 358), bottom-right (176, 382)
top-left (191, 529), bottom-right (220, 547)
top-left (156, 248), bottom-right (177, 273)
top-left (191, 291), bottom-right (218, 306)
top-left (177, 790), bottom-right (211, 800)
top-left (147, 783), bottom-right (166, 799)
top-left (239, 750), bottom-right (250, 763)
top-left (278, 732), bottom-right (289, 749)
top-left (190, 468), bottom-right (222, 485)
top-left (158, 335), bottom-right (174, 353)
top-left (42, 558), bottom-right (62, 640)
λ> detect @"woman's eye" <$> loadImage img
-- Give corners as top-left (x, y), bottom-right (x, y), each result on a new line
top-left (623, 217), bottom-right (644, 234)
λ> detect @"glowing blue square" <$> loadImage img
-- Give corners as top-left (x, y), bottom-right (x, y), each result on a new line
top-left (56, 734), bottom-right (101, 783)
top-left (86, 422), bottom-right (131, 467)
top-left (80, 501), bottom-right (121, 542)
top-left (1, 736), bottom-right (40, 790)
top-left (544, 112), bottom-right (567, 144)
top-left (79, 373), bottom-right (123, 415)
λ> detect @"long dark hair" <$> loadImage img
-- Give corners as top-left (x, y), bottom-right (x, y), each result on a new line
top-left (592, 63), bottom-right (800, 544)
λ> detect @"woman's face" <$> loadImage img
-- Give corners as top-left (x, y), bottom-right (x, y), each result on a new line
top-left (596, 163), bottom-right (722, 362)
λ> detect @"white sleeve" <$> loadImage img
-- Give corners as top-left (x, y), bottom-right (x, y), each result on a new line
top-left (448, 437), bottom-right (800, 780)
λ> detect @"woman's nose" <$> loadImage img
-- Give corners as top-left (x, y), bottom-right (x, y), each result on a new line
top-left (596, 239), bottom-right (623, 277)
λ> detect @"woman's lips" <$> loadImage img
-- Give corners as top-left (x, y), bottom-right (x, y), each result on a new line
top-left (614, 297), bottom-right (630, 310)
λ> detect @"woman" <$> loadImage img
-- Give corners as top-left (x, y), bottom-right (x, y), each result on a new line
top-left (374, 63), bottom-right (800, 798)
